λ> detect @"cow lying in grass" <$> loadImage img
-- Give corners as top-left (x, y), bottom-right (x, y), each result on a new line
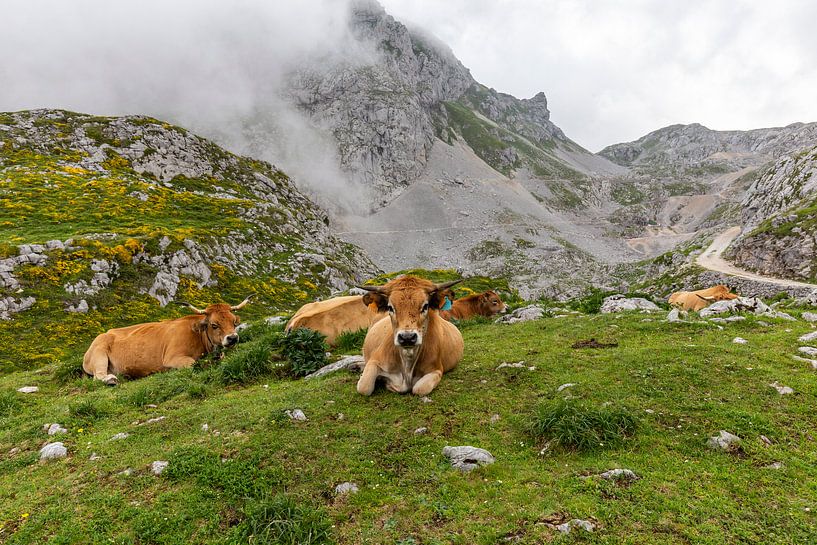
top-left (668, 285), bottom-right (738, 311)
top-left (440, 290), bottom-right (507, 321)
top-left (356, 276), bottom-right (463, 396)
top-left (286, 295), bottom-right (383, 346)
top-left (82, 297), bottom-right (251, 385)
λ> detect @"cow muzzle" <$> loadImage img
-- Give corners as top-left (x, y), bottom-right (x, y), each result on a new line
top-left (396, 330), bottom-right (420, 347)
top-left (223, 334), bottom-right (239, 347)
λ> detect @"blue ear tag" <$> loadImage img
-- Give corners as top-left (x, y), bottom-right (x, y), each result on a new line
top-left (441, 297), bottom-right (453, 311)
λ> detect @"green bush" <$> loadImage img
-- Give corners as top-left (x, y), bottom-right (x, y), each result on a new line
top-left (529, 399), bottom-right (638, 452)
top-left (280, 328), bottom-right (328, 377)
top-left (53, 359), bottom-right (85, 383)
top-left (333, 328), bottom-right (367, 353)
top-left (234, 494), bottom-right (333, 545)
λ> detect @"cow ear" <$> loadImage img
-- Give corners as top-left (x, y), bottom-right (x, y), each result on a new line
top-left (191, 317), bottom-right (208, 333)
top-left (428, 290), bottom-right (447, 310)
top-left (362, 292), bottom-right (389, 312)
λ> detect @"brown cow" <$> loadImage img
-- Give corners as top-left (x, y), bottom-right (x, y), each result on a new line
top-left (82, 297), bottom-right (251, 385)
top-left (440, 290), bottom-right (507, 321)
top-left (668, 285), bottom-right (738, 311)
top-left (356, 276), bottom-right (464, 396)
top-left (286, 295), bottom-right (383, 346)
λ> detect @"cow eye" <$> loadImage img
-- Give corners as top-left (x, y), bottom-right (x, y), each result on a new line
top-left (211, 323), bottom-right (219, 329)
top-left (421, 302), bottom-right (429, 312)
top-left (387, 304), bottom-right (395, 313)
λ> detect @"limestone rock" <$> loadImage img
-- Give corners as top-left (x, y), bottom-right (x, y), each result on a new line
top-left (151, 461), bottom-right (169, 475)
top-left (599, 468), bottom-right (639, 483)
top-left (495, 305), bottom-right (545, 324)
top-left (600, 295), bottom-right (659, 313)
top-left (305, 355), bottom-right (364, 379)
top-left (707, 430), bottom-right (742, 452)
top-left (334, 482), bottom-right (359, 495)
top-left (442, 445), bottom-right (495, 472)
top-left (17, 386), bottom-right (39, 393)
top-left (286, 409), bottom-right (307, 421)
top-left (39, 442), bottom-right (68, 460)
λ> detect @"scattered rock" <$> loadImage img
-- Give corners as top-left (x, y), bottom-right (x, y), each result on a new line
top-left (8, 447), bottom-right (20, 456)
top-left (732, 337), bottom-right (748, 344)
top-left (17, 386), bottom-right (39, 394)
top-left (556, 383), bottom-right (577, 393)
top-left (667, 308), bottom-right (686, 322)
top-left (39, 442), bottom-right (67, 460)
top-left (707, 430), bottom-right (742, 452)
top-left (495, 305), bottom-right (545, 324)
top-left (801, 312), bottom-right (817, 322)
top-left (334, 482), bottom-right (359, 495)
top-left (599, 468), bottom-right (639, 483)
top-left (600, 295), bottom-right (659, 313)
top-left (414, 427), bottom-right (428, 435)
top-left (769, 381), bottom-right (794, 395)
top-left (420, 396), bottom-right (433, 403)
top-left (110, 432), bottom-right (130, 441)
top-left (798, 346), bottom-right (817, 357)
top-left (151, 461), bottom-right (169, 475)
top-left (145, 404), bottom-right (158, 409)
top-left (141, 416), bottom-right (166, 425)
top-left (764, 462), bottom-right (785, 470)
top-left (792, 355), bottom-right (817, 369)
top-left (556, 519), bottom-right (595, 534)
top-left (43, 423), bottom-right (67, 435)
top-left (286, 409), bottom-right (307, 421)
top-left (118, 468), bottom-right (134, 477)
top-left (89, 452), bottom-right (100, 461)
top-left (66, 299), bottom-right (89, 313)
top-left (760, 435), bottom-right (773, 446)
top-left (490, 414), bottom-right (501, 424)
top-left (799, 331), bottom-right (817, 343)
top-left (336, 413), bottom-right (345, 421)
top-left (264, 316), bottom-right (286, 325)
top-left (305, 355), bottom-right (364, 379)
top-left (710, 316), bottom-right (746, 324)
top-left (442, 445), bottom-right (495, 472)
top-left (496, 361), bottom-right (535, 371)
top-left (201, 423), bottom-right (210, 432)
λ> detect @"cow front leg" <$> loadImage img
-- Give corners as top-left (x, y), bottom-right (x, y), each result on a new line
top-left (357, 362), bottom-right (381, 396)
top-left (412, 370), bottom-right (443, 396)
top-left (83, 346), bottom-right (118, 386)
top-left (162, 356), bottom-right (197, 370)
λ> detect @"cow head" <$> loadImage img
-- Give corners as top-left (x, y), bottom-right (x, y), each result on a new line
top-left (359, 276), bottom-right (461, 350)
top-left (479, 290), bottom-right (508, 315)
top-left (179, 296), bottom-right (252, 350)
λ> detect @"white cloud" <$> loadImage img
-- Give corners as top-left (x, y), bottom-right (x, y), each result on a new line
top-left (381, 0), bottom-right (817, 151)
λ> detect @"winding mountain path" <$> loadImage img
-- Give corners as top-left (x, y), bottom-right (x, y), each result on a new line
top-left (697, 226), bottom-right (817, 289)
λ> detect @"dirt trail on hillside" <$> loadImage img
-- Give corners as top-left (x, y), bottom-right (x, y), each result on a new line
top-left (697, 226), bottom-right (817, 289)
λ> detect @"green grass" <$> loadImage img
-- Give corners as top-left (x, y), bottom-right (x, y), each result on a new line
top-left (2, 310), bottom-right (817, 543)
top-left (334, 328), bottom-right (368, 354)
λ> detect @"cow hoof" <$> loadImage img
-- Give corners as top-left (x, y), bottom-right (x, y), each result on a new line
top-left (102, 374), bottom-right (119, 386)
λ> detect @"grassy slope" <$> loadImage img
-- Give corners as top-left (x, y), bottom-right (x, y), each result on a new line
top-left (2, 310), bottom-right (816, 544)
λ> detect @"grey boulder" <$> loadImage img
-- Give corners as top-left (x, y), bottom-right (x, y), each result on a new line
top-left (442, 445), bottom-right (495, 472)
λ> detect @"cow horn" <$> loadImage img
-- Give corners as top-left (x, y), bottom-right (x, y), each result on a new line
top-left (434, 279), bottom-right (463, 290)
top-left (230, 294), bottom-right (254, 311)
top-left (177, 301), bottom-right (206, 314)
top-left (356, 284), bottom-right (387, 294)
top-left (696, 294), bottom-right (716, 301)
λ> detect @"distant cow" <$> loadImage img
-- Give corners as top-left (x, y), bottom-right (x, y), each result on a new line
top-left (82, 297), bottom-right (251, 385)
top-left (668, 285), bottom-right (738, 311)
top-left (286, 295), bottom-right (383, 346)
top-left (440, 290), bottom-right (507, 321)
top-left (356, 276), bottom-right (464, 396)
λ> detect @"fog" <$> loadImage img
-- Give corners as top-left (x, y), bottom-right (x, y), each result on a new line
top-left (0, 0), bottom-right (375, 212)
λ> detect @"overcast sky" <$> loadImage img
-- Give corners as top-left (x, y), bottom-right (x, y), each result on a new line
top-left (1, 1), bottom-right (815, 154)
top-left (381, 0), bottom-right (817, 151)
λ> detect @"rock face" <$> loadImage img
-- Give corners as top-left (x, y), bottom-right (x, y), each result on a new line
top-left (727, 145), bottom-right (817, 282)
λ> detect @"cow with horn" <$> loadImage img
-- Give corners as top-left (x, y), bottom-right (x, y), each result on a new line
top-left (356, 276), bottom-right (464, 396)
top-left (82, 296), bottom-right (252, 385)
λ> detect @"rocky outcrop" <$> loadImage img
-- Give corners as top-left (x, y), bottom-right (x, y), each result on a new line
top-left (600, 123), bottom-right (817, 175)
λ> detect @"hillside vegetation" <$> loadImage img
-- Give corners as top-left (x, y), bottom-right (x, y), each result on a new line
top-left (2, 305), bottom-right (817, 544)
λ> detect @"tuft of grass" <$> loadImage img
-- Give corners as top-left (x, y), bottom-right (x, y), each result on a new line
top-left (234, 494), bottom-right (333, 545)
top-left (333, 328), bottom-right (367, 354)
top-left (53, 359), bottom-right (85, 383)
top-left (218, 339), bottom-right (279, 385)
top-left (528, 399), bottom-right (638, 452)
top-left (0, 390), bottom-right (19, 417)
top-left (69, 398), bottom-right (109, 421)
top-left (280, 328), bottom-right (327, 377)
top-left (186, 382), bottom-right (209, 399)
